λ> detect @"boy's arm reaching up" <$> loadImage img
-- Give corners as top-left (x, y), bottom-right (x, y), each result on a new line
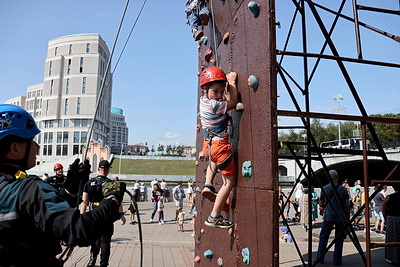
top-left (225, 72), bottom-right (238, 111)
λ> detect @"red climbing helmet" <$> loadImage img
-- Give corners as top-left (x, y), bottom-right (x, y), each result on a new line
top-left (200, 67), bottom-right (227, 87)
top-left (54, 163), bottom-right (63, 171)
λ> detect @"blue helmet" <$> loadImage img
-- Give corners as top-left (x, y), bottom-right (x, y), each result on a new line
top-left (0, 104), bottom-right (40, 140)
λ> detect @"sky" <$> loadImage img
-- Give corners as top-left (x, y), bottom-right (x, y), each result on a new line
top-left (0, 0), bottom-right (198, 148)
top-left (0, 1), bottom-right (399, 147)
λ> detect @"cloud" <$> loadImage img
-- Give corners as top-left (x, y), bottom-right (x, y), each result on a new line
top-left (164, 132), bottom-right (181, 139)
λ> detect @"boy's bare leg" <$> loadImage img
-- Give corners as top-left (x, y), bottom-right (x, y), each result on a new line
top-left (201, 162), bottom-right (218, 202)
top-left (211, 174), bottom-right (235, 215)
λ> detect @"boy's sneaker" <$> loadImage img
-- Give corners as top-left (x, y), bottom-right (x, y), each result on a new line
top-left (204, 215), bottom-right (233, 229)
top-left (201, 185), bottom-right (217, 202)
top-left (199, 12), bottom-right (209, 26)
top-left (193, 29), bottom-right (204, 41)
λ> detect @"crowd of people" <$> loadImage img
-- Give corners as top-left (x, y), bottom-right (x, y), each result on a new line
top-left (278, 171), bottom-right (400, 265)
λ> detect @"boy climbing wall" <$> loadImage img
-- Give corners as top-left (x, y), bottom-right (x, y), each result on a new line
top-left (199, 67), bottom-right (238, 229)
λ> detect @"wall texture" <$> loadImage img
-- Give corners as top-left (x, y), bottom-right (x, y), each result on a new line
top-left (195, 0), bottom-right (279, 266)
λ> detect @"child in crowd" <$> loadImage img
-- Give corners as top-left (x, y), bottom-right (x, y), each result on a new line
top-left (157, 196), bottom-right (165, 224)
top-left (199, 67), bottom-right (238, 229)
top-left (185, 0), bottom-right (210, 41)
top-left (280, 227), bottom-right (293, 243)
top-left (128, 197), bottom-right (137, 225)
top-left (177, 207), bottom-right (186, 232)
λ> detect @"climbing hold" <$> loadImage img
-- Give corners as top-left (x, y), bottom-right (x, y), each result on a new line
top-left (223, 32), bottom-right (230, 44)
top-left (217, 257), bottom-right (223, 265)
top-left (236, 102), bottom-right (244, 111)
top-left (204, 249), bottom-right (213, 259)
top-left (248, 75), bottom-right (259, 91)
top-left (197, 45), bottom-right (201, 52)
top-left (196, 186), bottom-right (201, 192)
top-left (242, 161), bottom-right (252, 180)
top-left (204, 48), bottom-right (213, 62)
top-left (200, 36), bottom-right (208, 45)
top-left (210, 58), bottom-right (217, 66)
top-left (228, 227), bottom-right (234, 236)
top-left (248, 1), bottom-right (260, 18)
top-left (195, 160), bottom-right (199, 166)
top-left (242, 247), bottom-right (250, 265)
top-left (201, 228), bottom-right (205, 234)
top-left (194, 255), bottom-right (201, 262)
top-left (197, 123), bottom-right (201, 132)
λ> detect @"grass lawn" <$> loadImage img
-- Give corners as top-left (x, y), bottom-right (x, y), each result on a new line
top-left (112, 159), bottom-right (196, 175)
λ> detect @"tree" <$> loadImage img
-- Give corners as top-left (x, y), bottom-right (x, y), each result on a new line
top-left (151, 145), bottom-right (155, 153)
top-left (176, 145), bottom-right (184, 156)
top-left (166, 145), bottom-right (172, 155)
top-left (157, 144), bottom-right (165, 154)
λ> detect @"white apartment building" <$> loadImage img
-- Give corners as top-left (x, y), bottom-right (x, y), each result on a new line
top-left (5, 34), bottom-right (113, 163)
top-left (110, 107), bottom-right (129, 154)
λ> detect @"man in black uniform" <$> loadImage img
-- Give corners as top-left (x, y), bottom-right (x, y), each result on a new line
top-left (80, 160), bottom-right (126, 267)
top-left (0, 104), bottom-right (126, 266)
top-left (44, 162), bottom-right (66, 192)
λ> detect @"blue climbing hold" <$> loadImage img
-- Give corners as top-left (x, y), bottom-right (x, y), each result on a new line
top-left (196, 186), bottom-right (201, 192)
top-left (242, 161), bottom-right (252, 180)
top-left (242, 247), bottom-right (250, 265)
top-left (248, 75), bottom-right (259, 91)
top-left (248, 2), bottom-right (260, 18)
top-left (204, 249), bottom-right (213, 259)
top-left (200, 36), bottom-right (208, 45)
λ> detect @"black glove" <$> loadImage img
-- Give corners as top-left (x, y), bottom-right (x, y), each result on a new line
top-left (64, 158), bottom-right (91, 195)
top-left (77, 159), bottom-right (91, 185)
top-left (103, 181), bottom-right (126, 206)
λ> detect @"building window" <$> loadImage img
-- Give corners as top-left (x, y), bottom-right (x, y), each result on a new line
top-left (55, 47), bottom-right (58, 56)
top-left (57, 132), bottom-right (62, 143)
top-left (69, 44), bottom-right (72, 55)
top-left (48, 145), bottom-right (53, 156)
top-left (86, 43), bottom-right (90, 53)
top-left (67, 59), bottom-right (71, 74)
top-left (56, 145), bottom-right (61, 156)
top-left (62, 145), bottom-right (68, 156)
top-left (48, 132), bottom-right (53, 143)
top-left (64, 99), bottom-right (68, 114)
top-left (73, 145), bottom-right (80, 155)
top-left (82, 119), bottom-right (88, 127)
top-left (44, 132), bottom-right (48, 143)
top-left (66, 78), bottom-right (70, 94)
top-left (43, 145), bottom-right (47, 156)
top-left (80, 57), bottom-right (84, 73)
top-left (81, 132), bottom-right (87, 143)
top-left (77, 97), bottom-right (81, 114)
top-left (63, 132), bottom-right (69, 143)
top-left (74, 132), bottom-right (80, 143)
top-left (64, 119), bottom-right (69, 127)
top-left (57, 119), bottom-right (62, 127)
top-left (49, 61), bottom-right (52, 76)
top-left (46, 100), bottom-right (49, 115)
top-left (50, 80), bottom-right (54, 95)
top-left (82, 77), bottom-right (87, 93)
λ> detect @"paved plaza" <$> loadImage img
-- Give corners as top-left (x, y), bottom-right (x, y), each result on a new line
top-left (62, 196), bottom-right (392, 266)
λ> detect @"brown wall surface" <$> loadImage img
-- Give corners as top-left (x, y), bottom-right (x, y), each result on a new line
top-left (195, 0), bottom-right (278, 266)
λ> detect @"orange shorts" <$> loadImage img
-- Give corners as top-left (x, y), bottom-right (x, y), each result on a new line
top-left (202, 138), bottom-right (235, 176)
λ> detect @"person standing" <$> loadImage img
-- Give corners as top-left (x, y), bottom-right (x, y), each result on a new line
top-left (382, 184), bottom-right (400, 264)
top-left (80, 160), bottom-right (126, 267)
top-left (311, 187), bottom-right (319, 224)
top-left (133, 180), bottom-right (140, 202)
top-left (173, 181), bottom-right (186, 222)
top-left (44, 163), bottom-right (66, 192)
top-left (150, 183), bottom-right (163, 222)
top-left (139, 182), bottom-right (146, 202)
top-left (157, 196), bottom-right (165, 224)
top-left (160, 179), bottom-right (168, 202)
top-left (373, 184), bottom-right (387, 234)
top-left (316, 170), bottom-right (350, 265)
top-left (0, 104), bottom-right (125, 266)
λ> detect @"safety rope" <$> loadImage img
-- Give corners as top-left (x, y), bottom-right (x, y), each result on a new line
top-left (209, 0), bottom-right (219, 67)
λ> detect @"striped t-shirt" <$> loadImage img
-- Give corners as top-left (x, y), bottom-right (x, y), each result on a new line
top-left (199, 96), bottom-right (228, 138)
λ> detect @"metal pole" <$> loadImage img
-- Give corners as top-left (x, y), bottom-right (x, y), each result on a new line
top-left (362, 123), bottom-right (371, 267)
top-left (119, 145), bottom-right (123, 175)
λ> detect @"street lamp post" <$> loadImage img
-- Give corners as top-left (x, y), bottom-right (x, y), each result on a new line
top-left (333, 94), bottom-right (344, 147)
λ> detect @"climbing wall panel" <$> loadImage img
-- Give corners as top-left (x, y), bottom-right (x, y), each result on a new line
top-left (195, 0), bottom-right (278, 266)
